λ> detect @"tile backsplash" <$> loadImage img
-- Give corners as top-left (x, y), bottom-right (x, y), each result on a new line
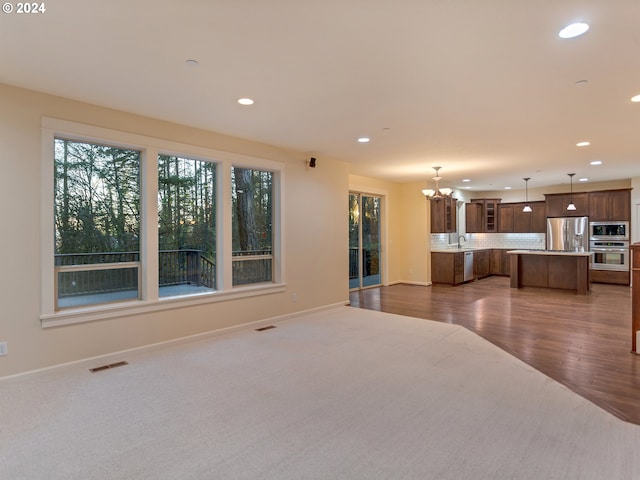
top-left (431, 233), bottom-right (546, 250)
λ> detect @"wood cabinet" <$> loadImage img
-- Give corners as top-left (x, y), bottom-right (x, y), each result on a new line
top-left (509, 251), bottom-right (591, 295)
top-left (431, 251), bottom-right (464, 285)
top-left (430, 196), bottom-right (457, 233)
top-left (473, 249), bottom-right (491, 279)
top-left (432, 249), bottom-right (492, 284)
top-left (590, 269), bottom-right (630, 286)
top-left (588, 189), bottom-right (631, 221)
top-left (529, 201), bottom-right (547, 233)
top-left (467, 198), bottom-right (500, 233)
top-left (465, 202), bottom-right (483, 233)
top-left (490, 249), bottom-right (510, 276)
top-left (498, 204), bottom-right (515, 232)
top-left (545, 192), bottom-right (588, 217)
top-left (498, 201), bottom-right (546, 233)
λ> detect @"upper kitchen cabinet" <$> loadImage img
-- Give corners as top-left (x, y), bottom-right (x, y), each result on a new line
top-left (465, 202), bottom-right (483, 233)
top-left (545, 192), bottom-right (588, 217)
top-left (588, 189), bottom-right (631, 221)
top-left (498, 203), bottom-right (515, 232)
top-left (529, 201), bottom-right (547, 233)
top-left (467, 199), bottom-right (500, 233)
top-left (430, 196), bottom-right (457, 233)
top-left (497, 201), bottom-right (545, 233)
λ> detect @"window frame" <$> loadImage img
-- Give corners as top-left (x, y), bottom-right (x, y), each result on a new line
top-left (40, 117), bottom-right (285, 328)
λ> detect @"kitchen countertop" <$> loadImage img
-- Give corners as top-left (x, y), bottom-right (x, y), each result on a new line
top-left (506, 249), bottom-right (593, 257)
top-left (431, 247), bottom-right (491, 253)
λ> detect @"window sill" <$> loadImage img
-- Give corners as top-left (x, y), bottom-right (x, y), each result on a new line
top-left (40, 283), bottom-right (287, 328)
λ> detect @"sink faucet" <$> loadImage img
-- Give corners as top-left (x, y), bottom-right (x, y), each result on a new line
top-left (458, 235), bottom-right (466, 248)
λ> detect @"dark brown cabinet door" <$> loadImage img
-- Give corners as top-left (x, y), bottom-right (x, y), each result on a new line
top-left (529, 201), bottom-right (547, 233)
top-left (498, 204), bottom-right (515, 232)
top-left (513, 203), bottom-right (531, 233)
top-left (473, 250), bottom-right (490, 279)
top-left (431, 252), bottom-right (453, 283)
top-left (610, 190), bottom-right (631, 221)
top-left (588, 190), bottom-right (631, 221)
top-left (545, 192), bottom-right (588, 217)
top-left (465, 202), bottom-right (484, 233)
top-left (430, 197), bottom-right (457, 233)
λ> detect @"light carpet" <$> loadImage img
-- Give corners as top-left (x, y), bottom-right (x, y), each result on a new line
top-left (1, 307), bottom-right (639, 479)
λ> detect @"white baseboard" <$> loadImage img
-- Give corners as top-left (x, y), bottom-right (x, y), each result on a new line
top-left (388, 280), bottom-right (432, 287)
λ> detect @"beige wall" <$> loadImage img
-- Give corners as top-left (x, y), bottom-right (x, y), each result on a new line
top-left (0, 83), bottom-right (350, 377)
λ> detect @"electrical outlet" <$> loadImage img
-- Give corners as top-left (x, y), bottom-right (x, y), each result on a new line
top-left (0, 342), bottom-right (7, 356)
top-left (291, 293), bottom-right (297, 302)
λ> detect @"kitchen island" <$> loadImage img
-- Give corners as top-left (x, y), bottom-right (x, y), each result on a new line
top-left (507, 250), bottom-right (593, 295)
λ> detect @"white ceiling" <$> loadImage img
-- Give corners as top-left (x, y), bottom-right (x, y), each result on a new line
top-left (2, 0), bottom-right (639, 191)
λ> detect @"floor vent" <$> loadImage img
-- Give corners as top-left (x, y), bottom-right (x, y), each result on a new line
top-left (255, 325), bottom-right (276, 332)
top-left (90, 361), bottom-right (129, 373)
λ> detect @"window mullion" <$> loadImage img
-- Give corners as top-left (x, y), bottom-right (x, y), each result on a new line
top-left (219, 161), bottom-right (233, 291)
top-left (142, 148), bottom-right (159, 301)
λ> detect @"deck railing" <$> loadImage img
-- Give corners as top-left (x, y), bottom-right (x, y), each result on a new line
top-left (232, 249), bottom-right (273, 285)
top-left (55, 248), bottom-right (273, 298)
top-left (55, 250), bottom-right (216, 298)
top-left (349, 247), bottom-right (379, 279)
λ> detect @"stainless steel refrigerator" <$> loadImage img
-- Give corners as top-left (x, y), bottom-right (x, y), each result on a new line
top-left (547, 216), bottom-right (589, 252)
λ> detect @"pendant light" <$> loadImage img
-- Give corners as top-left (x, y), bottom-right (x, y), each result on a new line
top-left (522, 178), bottom-right (532, 212)
top-left (566, 173), bottom-right (577, 211)
top-left (422, 166), bottom-right (452, 200)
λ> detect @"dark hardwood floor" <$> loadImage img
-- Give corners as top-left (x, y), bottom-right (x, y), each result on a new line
top-left (349, 276), bottom-right (640, 424)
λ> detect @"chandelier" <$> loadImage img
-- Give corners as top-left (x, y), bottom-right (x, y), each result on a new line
top-left (422, 166), bottom-right (452, 200)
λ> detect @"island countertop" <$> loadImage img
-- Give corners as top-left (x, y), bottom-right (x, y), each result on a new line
top-left (506, 249), bottom-right (593, 257)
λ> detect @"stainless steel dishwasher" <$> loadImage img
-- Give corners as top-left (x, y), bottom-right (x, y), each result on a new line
top-left (464, 251), bottom-right (474, 281)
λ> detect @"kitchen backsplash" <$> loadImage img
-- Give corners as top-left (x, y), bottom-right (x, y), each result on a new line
top-left (431, 233), bottom-right (546, 250)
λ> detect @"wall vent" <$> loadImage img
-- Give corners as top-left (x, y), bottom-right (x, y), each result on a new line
top-left (90, 361), bottom-right (129, 373)
top-left (255, 325), bottom-right (276, 332)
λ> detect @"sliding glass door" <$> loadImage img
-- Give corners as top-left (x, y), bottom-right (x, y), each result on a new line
top-left (349, 193), bottom-right (382, 289)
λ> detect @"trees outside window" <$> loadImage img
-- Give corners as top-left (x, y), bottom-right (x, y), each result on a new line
top-left (54, 139), bottom-right (141, 308)
top-left (231, 167), bottom-right (273, 285)
top-left (158, 155), bottom-right (216, 296)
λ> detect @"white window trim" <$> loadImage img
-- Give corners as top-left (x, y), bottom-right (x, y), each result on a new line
top-left (40, 117), bottom-right (286, 328)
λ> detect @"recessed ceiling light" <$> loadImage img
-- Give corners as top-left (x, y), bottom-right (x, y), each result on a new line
top-left (579, 178), bottom-right (588, 182)
top-left (185, 59), bottom-right (199, 67)
top-left (575, 79), bottom-right (588, 86)
top-left (504, 186), bottom-right (511, 190)
top-left (632, 94), bottom-right (640, 103)
top-left (590, 160), bottom-right (602, 165)
top-left (462, 179), bottom-right (470, 182)
top-left (576, 141), bottom-right (590, 147)
top-left (559, 22), bottom-right (590, 39)
top-left (237, 98), bottom-right (255, 106)
top-left (357, 137), bottom-right (370, 143)
top-left (464, 186), bottom-right (472, 189)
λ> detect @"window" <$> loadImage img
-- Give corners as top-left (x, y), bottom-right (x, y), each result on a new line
top-left (54, 139), bottom-right (141, 309)
top-left (158, 155), bottom-right (216, 297)
top-left (41, 118), bottom-right (285, 326)
top-left (231, 167), bottom-right (273, 286)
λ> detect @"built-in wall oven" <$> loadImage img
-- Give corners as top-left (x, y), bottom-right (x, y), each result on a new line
top-left (590, 221), bottom-right (629, 241)
top-left (589, 221), bottom-right (630, 271)
top-left (590, 241), bottom-right (630, 271)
